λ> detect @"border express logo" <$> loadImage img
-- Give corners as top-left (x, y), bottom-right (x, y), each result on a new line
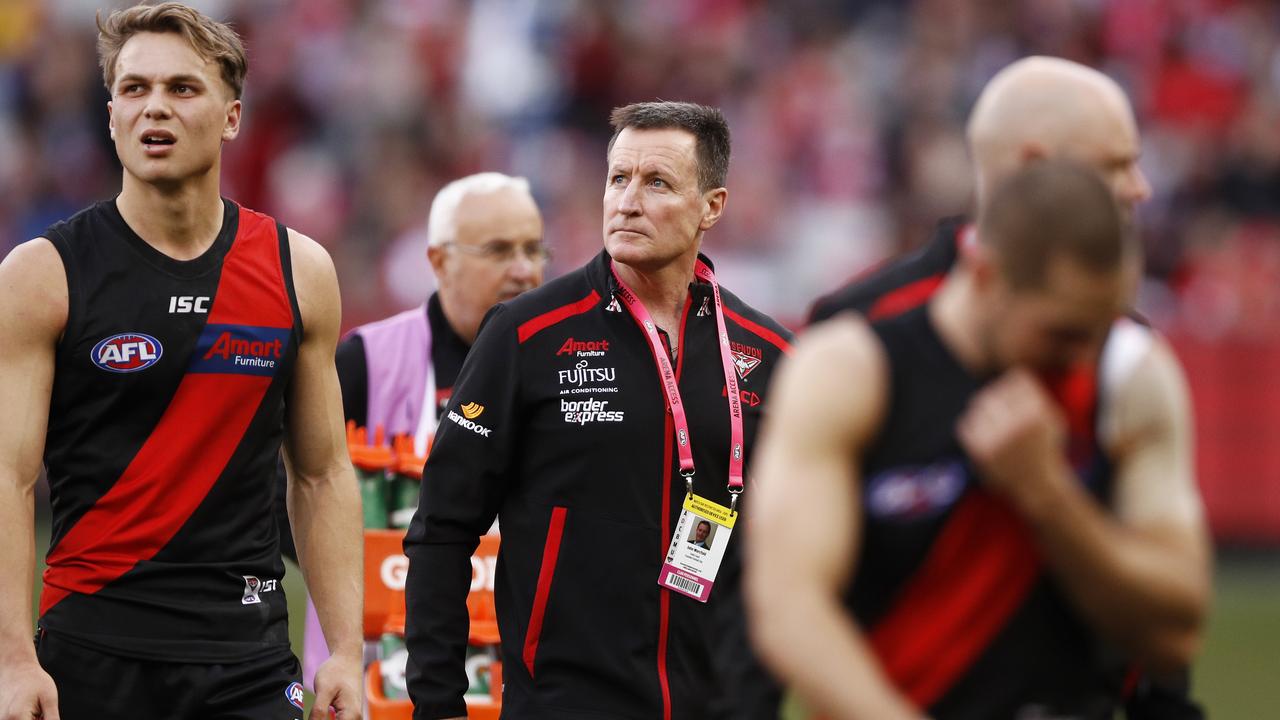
top-left (285, 681), bottom-right (305, 709)
top-left (91, 333), bottom-right (163, 373)
top-left (188, 323), bottom-right (291, 377)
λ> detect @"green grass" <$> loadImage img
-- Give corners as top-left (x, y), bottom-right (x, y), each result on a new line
top-left (30, 509), bottom-right (1280, 717)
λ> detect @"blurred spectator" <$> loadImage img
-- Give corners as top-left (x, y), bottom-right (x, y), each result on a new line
top-left (2, 0), bottom-right (1278, 332)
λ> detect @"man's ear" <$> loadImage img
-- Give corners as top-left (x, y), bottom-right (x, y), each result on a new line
top-left (699, 187), bottom-right (728, 232)
top-left (427, 244), bottom-right (447, 277)
top-left (960, 234), bottom-right (999, 291)
top-left (222, 99), bottom-right (242, 143)
top-left (108, 100), bottom-right (116, 140)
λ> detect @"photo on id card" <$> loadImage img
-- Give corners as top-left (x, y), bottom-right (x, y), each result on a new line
top-left (659, 493), bottom-right (736, 602)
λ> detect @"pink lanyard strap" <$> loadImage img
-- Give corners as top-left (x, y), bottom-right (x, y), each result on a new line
top-left (611, 259), bottom-right (746, 511)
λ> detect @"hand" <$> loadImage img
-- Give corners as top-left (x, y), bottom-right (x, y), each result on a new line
top-left (310, 652), bottom-right (362, 720)
top-left (0, 657), bottom-right (59, 720)
top-left (957, 368), bottom-right (1069, 520)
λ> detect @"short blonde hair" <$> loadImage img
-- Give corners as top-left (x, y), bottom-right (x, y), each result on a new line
top-left (97, 2), bottom-right (248, 99)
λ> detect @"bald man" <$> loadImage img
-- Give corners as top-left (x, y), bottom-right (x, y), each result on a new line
top-left (801, 57), bottom-right (1209, 717)
top-left (750, 160), bottom-right (1210, 719)
top-left (286, 172), bottom-right (546, 686)
top-left (808, 56), bottom-right (1150, 324)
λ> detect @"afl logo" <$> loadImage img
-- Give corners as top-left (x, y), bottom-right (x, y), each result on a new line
top-left (284, 681), bottom-right (305, 709)
top-left (91, 333), bottom-right (163, 373)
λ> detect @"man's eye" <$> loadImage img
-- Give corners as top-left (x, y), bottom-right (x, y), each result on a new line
top-left (651, 178), bottom-right (666, 188)
top-left (611, 175), bottom-right (626, 184)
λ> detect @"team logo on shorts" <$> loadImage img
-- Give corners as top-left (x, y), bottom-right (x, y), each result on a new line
top-left (285, 681), bottom-right (305, 709)
top-left (91, 332), bottom-right (163, 373)
top-left (242, 575), bottom-right (263, 605)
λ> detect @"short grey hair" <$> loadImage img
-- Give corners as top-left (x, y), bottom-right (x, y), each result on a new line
top-left (426, 172), bottom-right (533, 247)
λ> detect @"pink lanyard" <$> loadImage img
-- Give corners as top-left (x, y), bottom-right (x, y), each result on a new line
top-left (611, 259), bottom-right (745, 511)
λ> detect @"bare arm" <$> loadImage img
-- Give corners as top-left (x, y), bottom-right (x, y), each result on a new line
top-left (746, 318), bottom-right (920, 720)
top-left (958, 337), bottom-right (1210, 673)
top-left (280, 230), bottom-right (363, 720)
top-left (0, 239), bottom-right (65, 719)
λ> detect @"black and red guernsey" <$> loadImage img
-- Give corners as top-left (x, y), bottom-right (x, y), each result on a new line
top-left (810, 217), bottom-right (1203, 717)
top-left (37, 197), bottom-right (301, 663)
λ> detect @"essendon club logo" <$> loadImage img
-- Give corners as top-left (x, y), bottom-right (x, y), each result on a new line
top-left (91, 332), bottom-right (163, 373)
top-left (730, 342), bottom-right (763, 381)
top-left (557, 337), bottom-right (610, 357)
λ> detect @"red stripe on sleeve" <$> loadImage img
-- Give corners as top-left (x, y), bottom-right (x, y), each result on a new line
top-left (40, 207), bottom-right (293, 615)
top-left (723, 307), bottom-right (791, 353)
top-left (517, 291), bottom-right (601, 344)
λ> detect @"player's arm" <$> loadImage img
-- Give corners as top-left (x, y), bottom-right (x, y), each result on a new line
top-left (281, 229), bottom-right (363, 720)
top-left (958, 338), bottom-right (1210, 673)
top-left (746, 317), bottom-right (920, 720)
top-left (0, 239), bottom-right (65, 720)
top-left (403, 305), bottom-right (518, 720)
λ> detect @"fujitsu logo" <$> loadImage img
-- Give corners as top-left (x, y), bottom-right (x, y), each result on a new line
top-left (557, 337), bottom-right (610, 357)
top-left (558, 359), bottom-right (616, 386)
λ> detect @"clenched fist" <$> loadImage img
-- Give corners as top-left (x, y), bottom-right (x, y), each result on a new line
top-left (957, 368), bottom-right (1071, 521)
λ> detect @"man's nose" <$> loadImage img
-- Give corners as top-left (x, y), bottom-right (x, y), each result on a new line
top-left (617, 178), bottom-right (643, 215)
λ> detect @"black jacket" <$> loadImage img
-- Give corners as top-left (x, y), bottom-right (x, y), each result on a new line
top-left (403, 250), bottom-right (791, 719)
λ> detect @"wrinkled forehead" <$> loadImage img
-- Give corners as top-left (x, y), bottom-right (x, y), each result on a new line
top-left (114, 32), bottom-right (225, 89)
top-left (608, 127), bottom-right (698, 172)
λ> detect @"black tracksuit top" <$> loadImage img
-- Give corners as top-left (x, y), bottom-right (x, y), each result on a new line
top-left (403, 250), bottom-right (791, 719)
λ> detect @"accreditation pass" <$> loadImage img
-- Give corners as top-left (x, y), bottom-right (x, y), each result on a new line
top-left (659, 493), bottom-right (736, 602)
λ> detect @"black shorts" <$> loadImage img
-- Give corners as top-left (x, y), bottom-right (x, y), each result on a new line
top-left (36, 629), bottom-right (305, 720)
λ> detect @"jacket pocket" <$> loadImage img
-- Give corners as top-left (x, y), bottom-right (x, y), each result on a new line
top-left (522, 505), bottom-right (568, 678)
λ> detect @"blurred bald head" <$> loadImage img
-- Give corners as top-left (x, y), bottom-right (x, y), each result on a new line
top-left (967, 56), bottom-right (1151, 217)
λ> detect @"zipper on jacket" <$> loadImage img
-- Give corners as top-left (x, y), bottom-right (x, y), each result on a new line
top-left (656, 292), bottom-right (694, 720)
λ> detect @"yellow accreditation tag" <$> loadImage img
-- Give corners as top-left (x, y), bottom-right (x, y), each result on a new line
top-left (659, 494), bottom-right (736, 602)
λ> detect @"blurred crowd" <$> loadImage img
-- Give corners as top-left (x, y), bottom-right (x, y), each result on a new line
top-left (1, 0), bottom-right (1278, 334)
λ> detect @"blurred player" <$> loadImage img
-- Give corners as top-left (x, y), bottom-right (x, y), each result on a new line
top-left (0, 4), bottom-right (361, 719)
top-left (748, 161), bottom-right (1211, 719)
top-left (806, 55), bottom-right (1206, 717)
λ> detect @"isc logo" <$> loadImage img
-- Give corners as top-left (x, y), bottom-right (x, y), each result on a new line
top-left (168, 295), bottom-right (209, 314)
top-left (91, 333), bottom-right (163, 373)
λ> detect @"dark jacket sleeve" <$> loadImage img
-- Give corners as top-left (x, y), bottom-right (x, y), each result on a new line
top-left (403, 305), bottom-right (520, 719)
top-left (334, 333), bottom-right (368, 427)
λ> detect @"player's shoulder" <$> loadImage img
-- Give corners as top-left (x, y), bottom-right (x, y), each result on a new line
top-left (42, 200), bottom-right (115, 241)
top-left (0, 237), bottom-right (69, 335)
top-left (495, 256), bottom-right (601, 326)
top-left (283, 227), bottom-right (337, 286)
top-left (1100, 317), bottom-right (1181, 397)
top-left (716, 284), bottom-right (793, 355)
top-left (785, 313), bottom-right (886, 395)
top-left (807, 216), bottom-right (966, 324)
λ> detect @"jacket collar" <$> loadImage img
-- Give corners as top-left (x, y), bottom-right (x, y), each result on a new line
top-left (588, 249), bottom-right (717, 302)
